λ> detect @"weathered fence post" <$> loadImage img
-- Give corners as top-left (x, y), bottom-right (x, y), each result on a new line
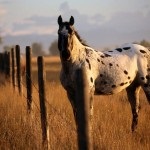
top-left (15, 45), bottom-right (22, 95)
top-left (75, 68), bottom-right (92, 150)
top-left (0, 53), bottom-right (4, 73)
top-left (0, 53), bottom-right (2, 73)
top-left (11, 48), bottom-right (16, 90)
top-left (26, 46), bottom-right (32, 113)
top-left (5, 51), bottom-right (11, 82)
top-left (37, 56), bottom-right (50, 150)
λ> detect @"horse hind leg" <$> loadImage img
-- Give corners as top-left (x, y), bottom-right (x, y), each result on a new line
top-left (126, 82), bottom-right (141, 132)
top-left (141, 78), bottom-right (150, 104)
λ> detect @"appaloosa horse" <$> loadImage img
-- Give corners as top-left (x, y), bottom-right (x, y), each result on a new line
top-left (57, 15), bottom-right (150, 132)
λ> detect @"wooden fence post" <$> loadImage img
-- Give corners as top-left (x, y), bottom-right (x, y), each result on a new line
top-left (75, 68), bottom-right (92, 150)
top-left (4, 51), bottom-right (11, 81)
top-left (11, 48), bottom-right (16, 90)
top-left (26, 46), bottom-right (32, 113)
top-left (15, 45), bottom-right (22, 95)
top-left (0, 53), bottom-right (4, 73)
top-left (3, 52), bottom-right (7, 76)
top-left (37, 56), bottom-right (49, 150)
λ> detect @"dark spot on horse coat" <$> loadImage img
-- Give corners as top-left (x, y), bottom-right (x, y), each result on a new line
top-left (116, 64), bottom-right (119, 67)
top-left (101, 55), bottom-right (105, 58)
top-left (116, 48), bottom-right (122, 52)
top-left (112, 85), bottom-right (116, 88)
top-left (90, 77), bottom-right (93, 83)
top-left (120, 83), bottom-right (124, 86)
top-left (86, 59), bottom-right (91, 70)
top-left (89, 64), bottom-right (91, 70)
top-left (86, 58), bottom-right (89, 63)
top-left (123, 47), bottom-right (131, 50)
top-left (104, 54), bottom-right (112, 57)
top-left (141, 77), bottom-right (145, 80)
top-left (140, 50), bottom-right (146, 54)
top-left (124, 70), bottom-right (128, 75)
top-left (109, 63), bottom-right (113, 67)
top-left (85, 48), bottom-right (93, 56)
top-left (128, 76), bottom-right (131, 79)
top-left (147, 68), bottom-right (150, 72)
top-left (101, 61), bottom-right (105, 65)
top-left (146, 75), bottom-right (149, 79)
top-left (108, 51), bottom-right (113, 52)
top-left (100, 74), bottom-right (103, 77)
top-left (97, 58), bottom-right (100, 62)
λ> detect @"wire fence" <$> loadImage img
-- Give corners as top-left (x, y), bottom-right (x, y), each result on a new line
top-left (0, 47), bottom-right (77, 149)
top-left (0, 45), bottom-right (92, 149)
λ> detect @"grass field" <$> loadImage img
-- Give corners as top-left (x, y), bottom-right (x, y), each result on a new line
top-left (0, 56), bottom-right (150, 150)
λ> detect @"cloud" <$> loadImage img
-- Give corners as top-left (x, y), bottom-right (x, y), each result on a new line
top-left (58, 2), bottom-right (105, 31)
top-left (80, 10), bottom-right (150, 48)
top-left (2, 15), bottom-right (57, 36)
top-left (59, 1), bottom-right (70, 12)
top-left (2, 1), bottom-right (150, 50)
top-left (102, 11), bottom-right (150, 32)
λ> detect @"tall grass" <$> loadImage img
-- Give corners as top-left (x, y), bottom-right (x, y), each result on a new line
top-left (0, 56), bottom-right (149, 149)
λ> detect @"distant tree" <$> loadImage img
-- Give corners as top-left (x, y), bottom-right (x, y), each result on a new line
top-left (139, 39), bottom-right (150, 47)
top-left (48, 40), bottom-right (59, 56)
top-left (3, 45), bottom-right (12, 52)
top-left (31, 42), bottom-right (45, 56)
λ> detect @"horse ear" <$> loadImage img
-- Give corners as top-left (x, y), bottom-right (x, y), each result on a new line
top-left (58, 15), bottom-right (63, 25)
top-left (69, 16), bottom-right (74, 25)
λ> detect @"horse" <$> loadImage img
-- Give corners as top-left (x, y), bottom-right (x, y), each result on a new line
top-left (57, 15), bottom-right (150, 132)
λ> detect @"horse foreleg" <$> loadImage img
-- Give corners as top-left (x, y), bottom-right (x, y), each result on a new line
top-left (126, 83), bottom-right (141, 132)
top-left (67, 91), bottom-right (78, 125)
top-left (89, 90), bottom-right (94, 136)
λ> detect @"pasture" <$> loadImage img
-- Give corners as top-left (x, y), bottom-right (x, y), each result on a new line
top-left (0, 56), bottom-right (150, 149)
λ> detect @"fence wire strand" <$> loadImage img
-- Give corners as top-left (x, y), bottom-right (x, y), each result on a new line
top-left (1, 52), bottom-right (78, 148)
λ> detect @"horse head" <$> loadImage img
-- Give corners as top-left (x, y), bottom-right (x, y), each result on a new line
top-left (57, 15), bottom-right (75, 61)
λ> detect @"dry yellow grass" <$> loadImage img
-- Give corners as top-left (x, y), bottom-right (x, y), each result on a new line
top-left (0, 56), bottom-right (150, 149)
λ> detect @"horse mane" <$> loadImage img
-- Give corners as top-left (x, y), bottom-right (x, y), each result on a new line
top-left (74, 29), bottom-right (89, 46)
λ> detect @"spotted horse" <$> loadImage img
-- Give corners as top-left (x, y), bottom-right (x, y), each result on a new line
top-left (57, 15), bottom-right (150, 132)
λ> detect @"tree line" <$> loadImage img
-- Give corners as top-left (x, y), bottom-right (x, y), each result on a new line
top-left (0, 35), bottom-right (150, 56)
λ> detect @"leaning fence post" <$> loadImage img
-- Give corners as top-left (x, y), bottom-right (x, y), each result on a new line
top-left (15, 45), bottom-right (22, 95)
top-left (37, 56), bottom-right (49, 150)
top-left (11, 48), bottom-right (16, 90)
top-left (75, 68), bottom-right (92, 150)
top-left (26, 46), bottom-right (32, 113)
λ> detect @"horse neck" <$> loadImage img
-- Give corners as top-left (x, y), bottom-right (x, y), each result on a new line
top-left (61, 35), bottom-right (85, 74)
top-left (69, 34), bottom-right (85, 62)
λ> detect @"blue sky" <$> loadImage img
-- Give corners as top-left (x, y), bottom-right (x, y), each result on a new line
top-left (0, 0), bottom-right (150, 51)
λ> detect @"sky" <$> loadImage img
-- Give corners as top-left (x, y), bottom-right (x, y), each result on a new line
top-left (0, 0), bottom-right (150, 52)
